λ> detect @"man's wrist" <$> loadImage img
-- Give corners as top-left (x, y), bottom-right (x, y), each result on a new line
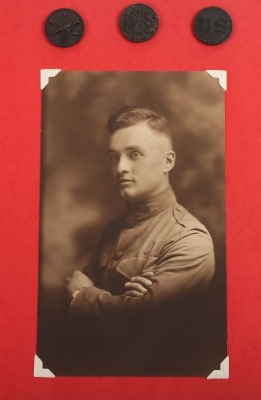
top-left (71, 286), bottom-right (88, 305)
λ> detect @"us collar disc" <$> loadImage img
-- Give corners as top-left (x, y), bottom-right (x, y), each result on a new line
top-left (45, 8), bottom-right (84, 47)
top-left (120, 3), bottom-right (159, 42)
top-left (193, 7), bottom-right (233, 45)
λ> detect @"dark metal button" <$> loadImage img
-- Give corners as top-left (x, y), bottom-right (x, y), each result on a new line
top-left (45, 8), bottom-right (84, 48)
top-left (114, 251), bottom-right (124, 261)
top-left (193, 7), bottom-right (233, 45)
top-left (120, 3), bottom-right (159, 42)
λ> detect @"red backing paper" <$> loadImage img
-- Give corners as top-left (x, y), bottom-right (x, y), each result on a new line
top-left (0, 0), bottom-right (261, 399)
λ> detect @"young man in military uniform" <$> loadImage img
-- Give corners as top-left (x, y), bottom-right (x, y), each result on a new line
top-left (65, 106), bottom-right (215, 376)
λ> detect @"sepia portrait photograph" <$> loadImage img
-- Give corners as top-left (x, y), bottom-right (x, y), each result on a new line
top-left (37, 70), bottom-right (227, 377)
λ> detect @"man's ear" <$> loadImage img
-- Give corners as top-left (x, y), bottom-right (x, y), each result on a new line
top-left (163, 151), bottom-right (175, 173)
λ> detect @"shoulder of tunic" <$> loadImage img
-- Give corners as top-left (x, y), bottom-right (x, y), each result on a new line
top-left (172, 203), bottom-right (210, 235)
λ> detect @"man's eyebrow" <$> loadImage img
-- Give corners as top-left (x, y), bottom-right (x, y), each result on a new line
top-left (108, 145), bottom-right (145, 153)
top-left (125, 146), bottom-right (144, 152)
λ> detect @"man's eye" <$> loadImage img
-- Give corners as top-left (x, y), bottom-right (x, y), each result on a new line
top-left (130, 151), bottom-right (142, 160)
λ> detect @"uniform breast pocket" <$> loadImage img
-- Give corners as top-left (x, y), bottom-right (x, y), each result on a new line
top-left (116, 256), bottom-right (157, 279)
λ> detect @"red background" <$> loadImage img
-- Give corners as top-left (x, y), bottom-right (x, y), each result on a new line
top-left (1, 0), bottom-right (260, 398)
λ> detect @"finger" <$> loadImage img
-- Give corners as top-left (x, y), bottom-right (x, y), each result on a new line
top-left (130, 276), bottom-right (152, 286)
top-left (125, 290), bottom-right (144, 297)
top-left (125, 282), bottom-right (147, 293)
top-left (72, 270), bottom-right (83, 277)
top-left (141, 271), bottom-right (154, 278)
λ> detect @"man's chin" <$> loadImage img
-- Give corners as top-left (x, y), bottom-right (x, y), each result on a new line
top-left (118, 188), bottom-right (146, 203)
top-left (119, 187), bottom-right (133, 199)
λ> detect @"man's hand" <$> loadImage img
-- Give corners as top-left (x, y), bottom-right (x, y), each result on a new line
top-left (124, 272), bottom-right (153, 297)
top-left (65, 270), bottom-right (94, 296)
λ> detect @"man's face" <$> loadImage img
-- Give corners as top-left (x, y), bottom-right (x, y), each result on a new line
top-left (108, 122), bottom-right (173, 202)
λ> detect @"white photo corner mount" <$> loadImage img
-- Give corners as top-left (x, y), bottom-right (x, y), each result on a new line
top-left (206, 70), bottom-right (227, 91)
top-left (207, 356), bottom-right (229, 379)
top-left (40, 69), bottom-right (62, 90)
top-left (34, 355), bottom-right (55, 378)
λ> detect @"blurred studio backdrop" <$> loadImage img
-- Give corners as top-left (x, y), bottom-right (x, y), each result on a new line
top-left (38, 71), bottom-right (226, 370)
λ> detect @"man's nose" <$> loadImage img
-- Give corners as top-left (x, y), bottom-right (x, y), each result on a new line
top-left (117, 155), bottom-right (130, 174)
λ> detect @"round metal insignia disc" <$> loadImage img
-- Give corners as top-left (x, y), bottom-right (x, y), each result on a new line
top-left (193, 7), bottom-right (233, 45)
top-left (120, 3), bottom-right (159, 43)
top-left (45, 8), bottom-right (84, 48)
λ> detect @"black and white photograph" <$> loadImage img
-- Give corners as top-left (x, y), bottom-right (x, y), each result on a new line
top-left (37, 71), bottom-right (227, 377)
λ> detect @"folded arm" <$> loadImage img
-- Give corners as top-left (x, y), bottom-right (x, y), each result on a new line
top-left (68, 229), bottom-right (215, 328)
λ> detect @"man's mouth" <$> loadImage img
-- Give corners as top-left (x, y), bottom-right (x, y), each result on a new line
top-left (117, 179), bottom-right (134, 186)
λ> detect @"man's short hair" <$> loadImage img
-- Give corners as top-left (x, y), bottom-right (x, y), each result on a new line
top-left (107, 105), bottom-right (172, 145)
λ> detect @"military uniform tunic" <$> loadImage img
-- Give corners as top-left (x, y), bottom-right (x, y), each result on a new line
top-left (69, 186), bottom-right (215, 375)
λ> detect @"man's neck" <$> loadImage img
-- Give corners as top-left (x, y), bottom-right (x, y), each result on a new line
top-left (127, 184), bottom-right (174, 208)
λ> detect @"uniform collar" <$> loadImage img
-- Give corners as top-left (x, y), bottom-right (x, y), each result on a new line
top-left (125, 185), bottom-right (176, 227)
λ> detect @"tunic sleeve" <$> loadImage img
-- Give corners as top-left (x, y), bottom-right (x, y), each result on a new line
top-left (69, 227), bottom-right (215, 324)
